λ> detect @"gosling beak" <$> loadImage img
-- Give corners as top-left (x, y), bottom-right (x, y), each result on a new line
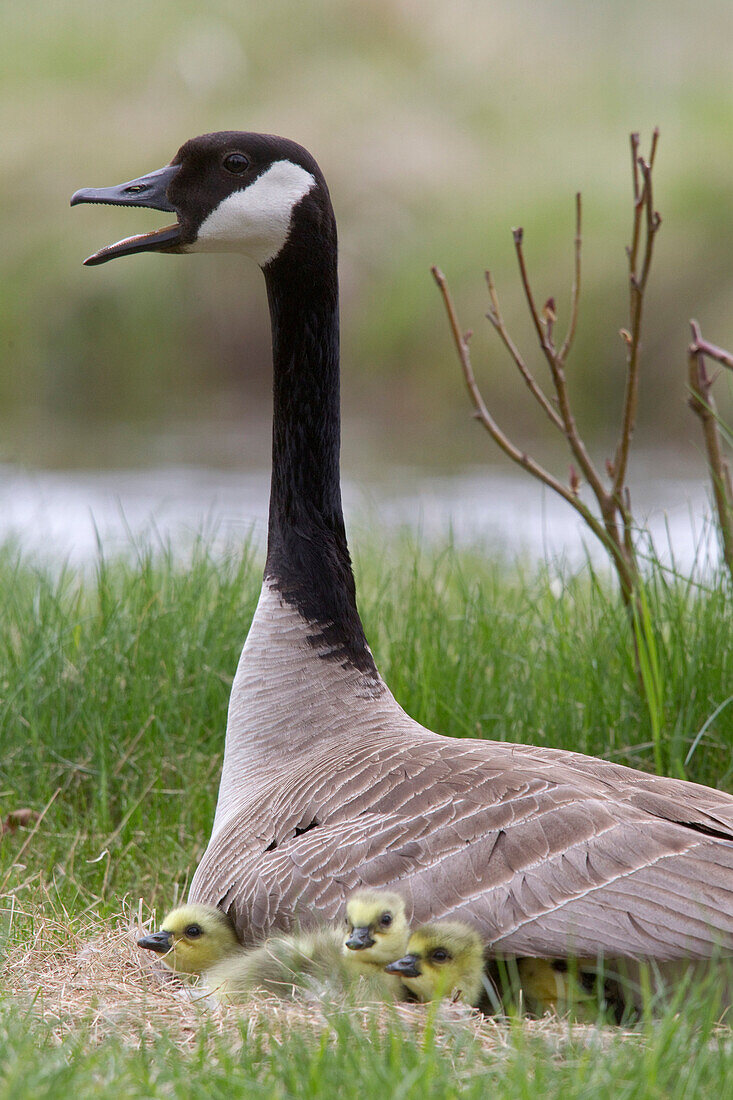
top-left (137, 929), bottom-right (174, 954)
top-left (385, 953), bottom-right (422, 978)
top-left (71, 164), bottom-right (182, 266)
top-left (345, 926), bottom-right (376, 951)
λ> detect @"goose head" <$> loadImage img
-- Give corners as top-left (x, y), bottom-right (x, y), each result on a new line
top-left (342, 889), bottom-right (409, 966)
top-left (385, 921), bottom-right (485, 1005)
top-left (137, 902), bottom-right (240, 974)
top-left (71, 131), bottom-right (332, 269)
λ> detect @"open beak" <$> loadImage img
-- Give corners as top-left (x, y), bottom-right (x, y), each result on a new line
top-left (385, 953), bottom-right (422, 978)
top-left (137, 929), bottom-right (174, 954)
top-left (345, 926), bottom-right (376, 951)
top-left (71, 164), bottom-right (181, 266)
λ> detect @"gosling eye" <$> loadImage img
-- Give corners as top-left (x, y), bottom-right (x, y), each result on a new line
top-left (184, 923), bottom-right (203, 938)
top-left (379, 912), bottom-right (393, 927)
top-left (223, 153), bottom-right (250, 175)
top-left (431, 948), bottom-right (450, 963)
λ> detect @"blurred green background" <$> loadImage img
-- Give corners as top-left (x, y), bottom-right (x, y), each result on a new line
top-left (2, 0), bottom-right (733, 472)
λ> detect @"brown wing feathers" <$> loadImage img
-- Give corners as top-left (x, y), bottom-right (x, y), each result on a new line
top-left (193, 734), bottom-right (733, 960)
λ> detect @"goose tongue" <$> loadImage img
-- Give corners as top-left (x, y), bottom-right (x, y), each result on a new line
top-left (71, 163), bottom-right (182, 266)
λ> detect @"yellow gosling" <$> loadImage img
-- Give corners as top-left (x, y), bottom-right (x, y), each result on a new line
top-left (385, 921), bottom-right (486, 1007)
top-left (517, 957), bottom-right (626, 1022)
top-left (204, 927), bottom-right (345, 1000)
top-left (343, 890), bottom-right (409, 967)
top-left (137, 903), bottom-right (240, 974)
top-left (342, 888), bottom-right (411, 997)
top-left (138, 904), bottom-right (345, 998)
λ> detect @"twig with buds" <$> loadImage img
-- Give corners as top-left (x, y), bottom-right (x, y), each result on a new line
top-left (433, 132), bottom-right (663, 607)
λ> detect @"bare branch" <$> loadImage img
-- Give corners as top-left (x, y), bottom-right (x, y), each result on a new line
top-left (558, 192), bottom-right (582, 365)
top-left (638, 158), bottom-right (662, 290)
top-left (512, 227), bottom-right (548, 352)
top-left (512, 224), bottom-right (610, 506)
top-left (630, 132), bottom-right (641, 203)
top-left (430, 131), bottom-right (676, 612)
top-left (613, 133), bottom-right (662, 500)
top-left (687, 320), bottom-right (733, 577)
top-left (648, 126), bottom-right (660, 171)
top-left (433, 267), bottom-right (564, 490)
top-left (431, 264), bottom-right (635, 588)
top-left (542, 297), bottom-right (556, 347)
top-left (484, 270), bottom-right (564, 430)
top-left (690, 331), bottom-right (733, 372)
top-left (627, 138), bottom-right (645, 272)
top-left (622, 489), bottom-right (635, 563)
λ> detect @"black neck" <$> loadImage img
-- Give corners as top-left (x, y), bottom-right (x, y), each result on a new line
top-left (262, 218), bottom-right (377, 677)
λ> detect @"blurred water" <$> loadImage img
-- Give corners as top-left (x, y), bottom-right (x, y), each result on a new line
top-left (0, 461), bottom-right (719, 575)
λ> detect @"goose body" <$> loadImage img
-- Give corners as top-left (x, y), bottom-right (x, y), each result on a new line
top-left (73, 132), bottom-right (733, 964)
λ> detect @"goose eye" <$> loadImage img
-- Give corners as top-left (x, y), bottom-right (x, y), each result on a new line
top-left (223, 153), bottom-right (250, 175)
top-left (379, 913), bottom-right (392, 927)
top-left (431, 948), bottom-right (449, 962)
top-left (185, 923), bottom-right (203, 938)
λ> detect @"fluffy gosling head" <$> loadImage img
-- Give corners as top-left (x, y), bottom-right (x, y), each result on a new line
top-left (343, 889), bottom-right (409, 967)
top-left (137, 904), bottom-right (239, 975)
top-left (385, 921), bottom-right (485, 1005)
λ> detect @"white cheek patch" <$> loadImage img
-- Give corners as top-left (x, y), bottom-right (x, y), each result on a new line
top-left (189, 160), bottom-right (316, 266)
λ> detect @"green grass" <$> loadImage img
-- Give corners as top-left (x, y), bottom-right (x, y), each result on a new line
top-left (0, 993), bottom-right (731, 1100)
top-left (1, 535), bottom-right (732, 1093)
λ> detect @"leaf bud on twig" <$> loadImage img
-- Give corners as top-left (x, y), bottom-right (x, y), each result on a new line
top-left (569, 464), bottom-right (580, 495)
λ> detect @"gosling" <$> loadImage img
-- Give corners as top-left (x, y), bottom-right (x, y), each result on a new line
top-left (137, 903), bottom-right (240, 974)
top-left (138, 903), bottom-right (344, 998)
top-left (517, 957), bottom-right (627, 1023)
top-left (341, 888), bottom-right (411, 998)
top-left (385, 921), bottom-right (488, 1008)
top-left (343, 889), bottom-right (409, 966)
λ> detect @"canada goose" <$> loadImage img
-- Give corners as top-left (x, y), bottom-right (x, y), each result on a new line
top-left (204, 926), bottom-right (348, 1001)
top-left (72, 132), bottom-right (733, 966)
top-left (386, 922), bottom-right (487, 1007)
